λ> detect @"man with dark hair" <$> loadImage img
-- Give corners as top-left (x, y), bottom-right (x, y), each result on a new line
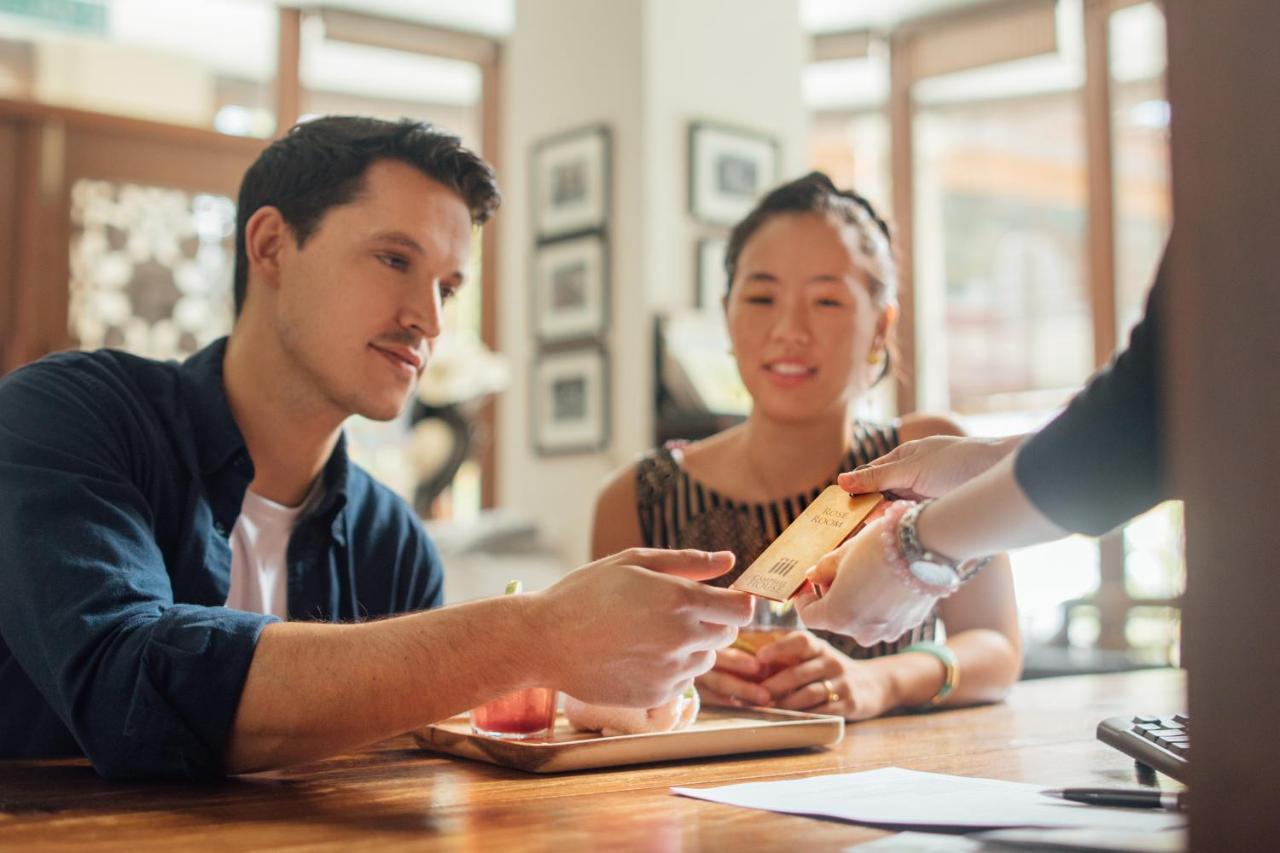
top-left (0, 116), bottom-right (750, 780)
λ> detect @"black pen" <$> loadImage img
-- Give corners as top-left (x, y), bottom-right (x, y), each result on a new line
top-left (1041, 787), bottom-right (1187, 811)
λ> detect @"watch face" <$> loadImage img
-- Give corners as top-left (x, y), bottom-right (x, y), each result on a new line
top-left (908, 559), bottom-right (958, 589)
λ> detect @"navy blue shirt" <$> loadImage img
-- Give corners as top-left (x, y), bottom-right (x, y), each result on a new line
top-left (0, 339), bottom-right (443, 779)
top-left (1016, 248), bottom-right (1169, 535)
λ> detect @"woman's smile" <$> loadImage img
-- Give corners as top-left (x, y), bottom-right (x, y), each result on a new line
top-left (762, 358), bottom-right (819, 388)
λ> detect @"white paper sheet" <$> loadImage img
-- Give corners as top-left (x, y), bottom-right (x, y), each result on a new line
top-left (671, 767), bottom-right (1187, 832)
top-left (845, 828), bottom-right (1187, 852)
top-left (845, 832), bottom-right (983, 851)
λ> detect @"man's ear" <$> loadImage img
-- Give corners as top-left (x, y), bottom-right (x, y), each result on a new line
top-left (243, 206), bottom-right (291, 295)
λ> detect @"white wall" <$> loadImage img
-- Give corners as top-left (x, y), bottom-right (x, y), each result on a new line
top-left (499, 0), bottom-right (808, 567)
top-left (643, 0), bottom-right (809, 312)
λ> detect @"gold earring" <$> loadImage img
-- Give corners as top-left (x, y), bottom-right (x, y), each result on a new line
top-left (867, 350), bottom-right (884, 366)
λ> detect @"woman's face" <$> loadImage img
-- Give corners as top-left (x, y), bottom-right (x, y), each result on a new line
top-left (725, 212), bottom-right (893, 424)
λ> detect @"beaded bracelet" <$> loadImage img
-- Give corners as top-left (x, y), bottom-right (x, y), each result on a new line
top-left (877, 500), bottom-right (961, 598)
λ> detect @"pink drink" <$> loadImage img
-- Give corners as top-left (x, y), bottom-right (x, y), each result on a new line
top-left (470, 688), bottom-right (558, 739)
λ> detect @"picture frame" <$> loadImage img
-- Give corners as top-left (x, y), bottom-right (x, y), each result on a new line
top-left (695, 237), bottom-right (728, 311)
top-left (532, 345), bottom-right (610, 455)
top-left (532, 125), bottom-right (611, 241)
top-left (533, 232), bottom-right (609, 343)
top-left (688, 121), bottom-right (779, 226)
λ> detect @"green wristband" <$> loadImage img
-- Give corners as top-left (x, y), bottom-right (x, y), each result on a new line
top-left (902, 642), bottom-right (959, 707)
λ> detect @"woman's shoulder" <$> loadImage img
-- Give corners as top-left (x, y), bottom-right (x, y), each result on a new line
top-left (597, 443), bottom-right (684, 512)
top-left (847, 413), bottom-right (964, 464)
top-left (896, 411), bottom-right (967, 442)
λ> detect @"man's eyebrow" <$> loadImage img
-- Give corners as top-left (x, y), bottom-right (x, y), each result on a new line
top-left (370, 231), bottom-right (426, 254)
top-left (744, 272), bottom-right (780, 283)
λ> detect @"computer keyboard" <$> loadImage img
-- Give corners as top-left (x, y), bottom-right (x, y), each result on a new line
top-left (1097, 713), bottom-right (1189, 782)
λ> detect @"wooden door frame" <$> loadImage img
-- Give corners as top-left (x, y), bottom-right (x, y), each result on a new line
top-left (818, 0), bottom-right (1059, 414)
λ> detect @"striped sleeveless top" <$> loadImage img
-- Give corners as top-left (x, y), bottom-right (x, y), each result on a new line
top-left (634, 421), bottom-right (938, 660)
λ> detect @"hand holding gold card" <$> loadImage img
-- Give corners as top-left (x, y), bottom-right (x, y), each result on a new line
top-left (729, 486), bottom-right (884, 602)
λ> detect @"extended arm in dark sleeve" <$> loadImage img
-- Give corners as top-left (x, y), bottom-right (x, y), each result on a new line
top-left (0, 364), bottom-right (276, 779)
top-left (1014, 254), bottom-right (1170, 536)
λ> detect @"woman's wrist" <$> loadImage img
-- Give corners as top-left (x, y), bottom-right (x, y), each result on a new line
top-left (999, 433), bottom-right (1029, 460)
top-left (900, 642), bottom-right (959, 708)
top-left (913, 494), bottom-right (984, 564)
top-left (913, 451), bottom-right (1068, 559)
top-left (869, 650), bottom-right (946, 712)
top-left (880, 501), bottom-right (971, 597)
top-left (878, 501), bottom-right (961, 597)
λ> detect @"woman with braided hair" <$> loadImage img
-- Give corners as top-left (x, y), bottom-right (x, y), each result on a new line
top-left (591, 172), bottom-right (1022, 721)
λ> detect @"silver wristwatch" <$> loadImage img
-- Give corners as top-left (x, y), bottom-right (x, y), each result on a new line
top-left (896, 500), bottom-right (992, 592)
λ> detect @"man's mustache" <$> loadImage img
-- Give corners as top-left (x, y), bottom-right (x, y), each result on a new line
top-left (372, 330), bottom-right (426, 350)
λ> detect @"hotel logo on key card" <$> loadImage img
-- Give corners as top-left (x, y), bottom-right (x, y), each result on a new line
top-left (730, 486), bottom-right (884, 601)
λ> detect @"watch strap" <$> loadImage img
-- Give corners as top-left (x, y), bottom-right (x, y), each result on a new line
top-left (900, 500), bottom-right (995, 588)
top-left (879, 501), bottom-right (957, 597)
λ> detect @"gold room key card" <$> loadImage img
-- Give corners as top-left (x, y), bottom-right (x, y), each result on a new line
top-left (730, 486), bottom-right (884, 602)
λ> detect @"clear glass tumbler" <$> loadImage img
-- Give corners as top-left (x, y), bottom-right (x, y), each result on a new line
top-left (470, 687), bottom-right (558, 739)
top-left (732, 598), bottom-right (802, 682)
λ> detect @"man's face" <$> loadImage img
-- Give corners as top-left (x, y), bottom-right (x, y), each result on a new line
top-left (271, 159), bottom-right (473, 422)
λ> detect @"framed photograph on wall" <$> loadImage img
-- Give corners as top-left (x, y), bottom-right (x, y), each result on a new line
top-left (695, 237), bottom-right (728, 311)
top-left (533, 345), bottom-right (610, 455)
top-left (533, 233), bottom-right (608, 342)
top-left (532, 125), bottom-right (611, 240)
top-left (688, 122), bottom-right (779, 226)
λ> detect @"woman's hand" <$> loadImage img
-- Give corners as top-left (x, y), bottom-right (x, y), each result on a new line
top-left (794, 519), bottom-right (941, 644)
top-left (756, 631), bottom-right (895, 721)
top-left (838, 434), bottom-right (1023, 500)
top-left (694, 647), bottom-right (774, 708)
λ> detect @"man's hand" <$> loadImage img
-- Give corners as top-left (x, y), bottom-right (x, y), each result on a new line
top-left (793, 520), bottom-right (939, 645)
top-left (529, 548), bottom-right (753, 708)
top-left (837, 434), bottom-right (1023, 500)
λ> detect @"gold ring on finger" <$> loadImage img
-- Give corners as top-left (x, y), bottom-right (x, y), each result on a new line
top-left (821, 679), bottom-right (839, 704)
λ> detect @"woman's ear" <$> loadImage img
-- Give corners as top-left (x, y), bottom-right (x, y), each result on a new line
top-left (243, 206), bottom-right (290, 297)
top-left (873, 302), bottom-right (899, 351)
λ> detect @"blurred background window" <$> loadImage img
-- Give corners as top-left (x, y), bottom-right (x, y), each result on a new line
top-left (0, 0), bottom-right (279, 136)
top-left (804, 44), bottom-right (895, 421)
top-left (1109, 2), bottom-right (1180, 668)
top-left (805, 51), bottom-right (891, 214)
top-left (909, 17), bottom-right (1100, 665)
top-left (1109, 1), bottom-right (1170, 340)
top-left (802, 0), bottom-right (1177, 671)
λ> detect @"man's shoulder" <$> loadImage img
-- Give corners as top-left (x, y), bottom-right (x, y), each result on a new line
top-left (0, 348), bottom-right (179, 425)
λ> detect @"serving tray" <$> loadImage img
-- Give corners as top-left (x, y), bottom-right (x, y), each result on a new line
top-left (412, 705), bottom-right (844, 773)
